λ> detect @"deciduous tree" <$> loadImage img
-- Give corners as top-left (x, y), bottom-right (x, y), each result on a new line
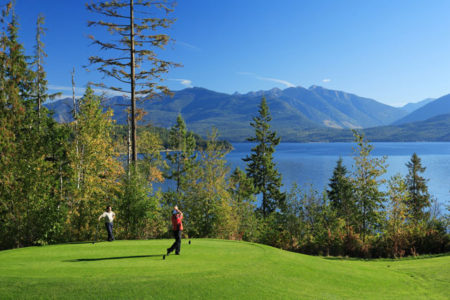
top-left (386, 174), bottom-right (409, 257)
top-left (351, 130), bottom-right (387, 242)
top-left (68, 86), bottom-right (123, 240)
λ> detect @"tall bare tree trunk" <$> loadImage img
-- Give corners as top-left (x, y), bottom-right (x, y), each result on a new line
top-left (72, 68), bottom-right (80, 189)
top-left (127, 111), bottom-right (132, 176)
top-left (130, 0), bottom-right (137, 164)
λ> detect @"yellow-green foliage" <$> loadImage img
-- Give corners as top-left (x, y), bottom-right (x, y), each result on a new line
top-left (67, 87), bottom-right (124, 240)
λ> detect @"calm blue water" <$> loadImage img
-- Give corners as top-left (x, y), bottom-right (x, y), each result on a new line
top-left (226, 142), bottom-right (450, 206)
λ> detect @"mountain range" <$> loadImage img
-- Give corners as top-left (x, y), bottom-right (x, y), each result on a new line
top-left (44, 86), bottom-right (450, 142)
top-left (394, 94), bottom-right (450, 125)
top-left (401, 98), bottom-right (435, 113)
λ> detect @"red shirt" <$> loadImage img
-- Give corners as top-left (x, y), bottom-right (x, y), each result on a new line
top-left (171, 214), bottom-right (183, 231)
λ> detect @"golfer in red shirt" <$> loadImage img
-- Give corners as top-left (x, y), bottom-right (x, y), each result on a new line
top-left (167, 205), bottom-right (183, 255)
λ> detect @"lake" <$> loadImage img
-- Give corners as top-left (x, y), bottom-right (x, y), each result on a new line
top-left (226, 142), bottom-right (450, 208)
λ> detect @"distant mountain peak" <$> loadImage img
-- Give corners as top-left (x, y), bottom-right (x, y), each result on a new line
top-left (45, 85), bottom-right (418, 141)
top-left (401, 98), bottom-right (435, 113)
top-left (244, 87), bottom-right (283, 98)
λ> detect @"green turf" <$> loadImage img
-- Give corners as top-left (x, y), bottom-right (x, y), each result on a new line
top-left (0, 239), bottom-right (448, 299)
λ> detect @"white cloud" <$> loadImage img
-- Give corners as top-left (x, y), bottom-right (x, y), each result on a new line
top-left (54, 94), bottom-right (80, 100)
top-left (238, 72), bottom-right (295, 88)
top-left (256, 76), bottom-right (295, 88)
top-left (322, 78), bottom-right (331, 83)
top-left (48, 85), bottom-right (84, 94)
top-left (48, 85), bottom-right (129, 97)
top-left (170, 78), bottom-right (193, 88)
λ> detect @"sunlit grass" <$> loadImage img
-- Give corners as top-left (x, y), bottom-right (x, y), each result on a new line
top-left (0, 239), bottom-right (448, 299)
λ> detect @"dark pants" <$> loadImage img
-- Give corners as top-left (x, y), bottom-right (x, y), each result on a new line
top-left (105, 222), bottom-right (114, 241)
top-left (168, 230), bottom-right (182, 254)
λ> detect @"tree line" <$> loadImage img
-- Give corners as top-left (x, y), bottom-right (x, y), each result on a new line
top-left (0, 1), bottom-right (448, 257)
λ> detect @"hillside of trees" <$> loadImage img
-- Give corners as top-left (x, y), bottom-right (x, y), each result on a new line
top-left (0, 2), bottom-right (448, 258)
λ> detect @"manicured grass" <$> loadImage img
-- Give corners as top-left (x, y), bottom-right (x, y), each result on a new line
top-left (0, 239), bottom-right (448, 299)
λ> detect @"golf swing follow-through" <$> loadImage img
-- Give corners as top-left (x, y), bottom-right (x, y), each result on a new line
top-left (166, 205), bottom-right (183, 257)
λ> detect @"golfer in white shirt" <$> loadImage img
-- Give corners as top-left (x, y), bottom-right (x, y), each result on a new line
top-left (98, 205), bottom-right (116, 241)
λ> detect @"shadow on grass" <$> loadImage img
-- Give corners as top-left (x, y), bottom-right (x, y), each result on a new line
top-left (64, 254), bottom-right (164, 262)
top-left (64, 241), bottom-right (99, 245)
top-left (322, 256), bottom-right (368, 261)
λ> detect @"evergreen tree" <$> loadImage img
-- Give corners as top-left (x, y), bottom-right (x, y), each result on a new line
top-left (327, 158), bottom-right (355, 232)
top-left (30, 14), bottom-right (59, 120)
top-left (229, 167), bottom-right (255, 206)
top-left (405, 153), bottom-right (431, 222)
top-left (86, 0), bottom-right (180, 165)
top-left (243, 97), bottom-right (285, 218)
top-left (118, 167), bottom-right (160, 239)
top-left (165, 114), bottom-right (197, 193)
top-left (351, 130), bottom-right (387, 242)
top-left (0, 4), bottom-right (68, 248)
top-left (0, 4), bottom-right (33, 249)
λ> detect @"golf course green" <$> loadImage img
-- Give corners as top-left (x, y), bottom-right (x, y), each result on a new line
top-left (0, 239), bottom-right (448, 299)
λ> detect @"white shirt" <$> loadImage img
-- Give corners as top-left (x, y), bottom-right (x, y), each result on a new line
top-left (100, 211), bottom-right (115, 223)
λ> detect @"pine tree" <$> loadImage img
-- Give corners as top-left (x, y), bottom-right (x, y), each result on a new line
top-left (0, 4), bottom-right (34, 248)
top-left (0, 3), bottom-right (68, 248)
top-left (405, 153), bottom-right (431, 222)
top-left (86, 0), bottom-right (180, 165)
top-left (351, 130), bottom-right (387, 242)
top-left (165, 114), bottom-right (197, 193)
top-left (243, 97), bottom-right (285, 218)
top-left (327, 157), bottom-right (355, 233)
top-left (30, 14), bottom-right (59, 120)
top-left (118, 167), bottom-right (159, 239)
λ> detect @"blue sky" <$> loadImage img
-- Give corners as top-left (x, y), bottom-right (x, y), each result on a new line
top-left (12, 0), bottom-right (450, 106)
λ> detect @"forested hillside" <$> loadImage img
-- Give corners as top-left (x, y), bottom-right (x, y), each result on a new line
top-left (45, 87), bottom-right (450, 142)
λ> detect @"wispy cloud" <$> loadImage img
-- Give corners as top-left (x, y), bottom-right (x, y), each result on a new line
top-left (54, 94), bottom-right (78, 100)
top-left (322, 78), bottom-right (331, 83)
top-left (48, 85), bottom-right (129, 97)
top-left (257, 76), bottom-right (295, 88)
top-left (48, 85), bottom-right (84, 94)
top-left (169, 78), bottom-right (193, 88)
top-left (176, 41), bottom-right (201, 51)
top-left (238, 72), bottom-right (295, 88)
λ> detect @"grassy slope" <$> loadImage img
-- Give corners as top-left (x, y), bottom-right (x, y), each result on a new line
top-left (0, 239), bottom-right (448, 299)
